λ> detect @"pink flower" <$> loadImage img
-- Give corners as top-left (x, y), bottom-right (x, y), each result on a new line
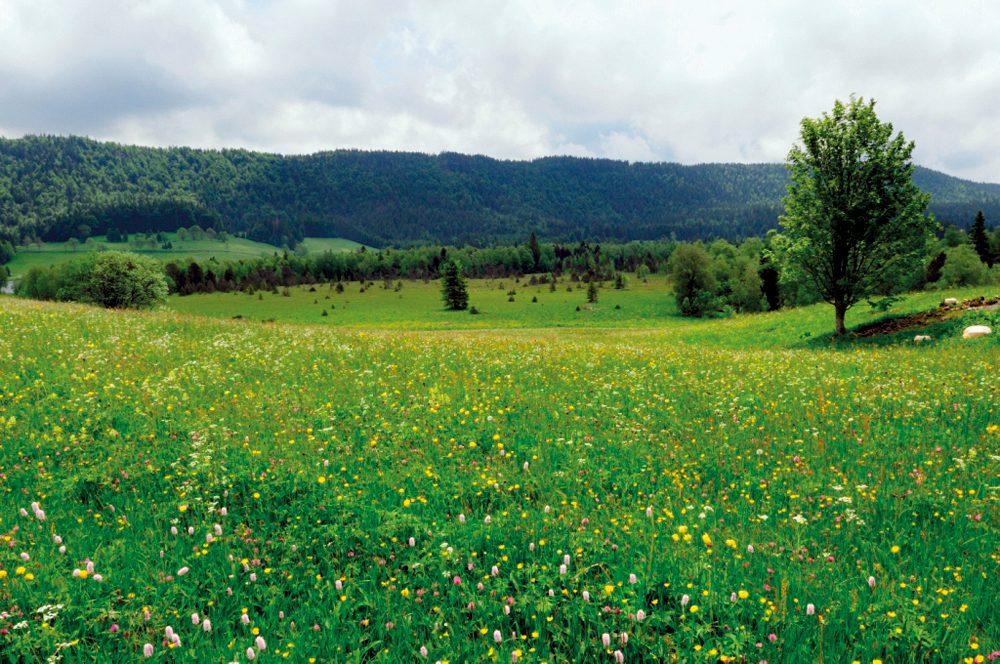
top-left (452, 576), bottom-right (462, 586)
top-left (255, 636), bottom-right (266, 651)
top-left (420, 645), bottom-right (428, 658)
top-left (768, 633), bottom-right (777, 643)
top-left (628, 573), bottom-right (637, 584)
top-left (614, 650), bottom-right (625, 663)
top-left (602, 632), bottom-right (612, 648)
top-left (806, 603), bottom-right (815, 616)
top-left (636, 609), bottom-right (646, 621)
top-left (92, 574), bottom-right (103, 582)
top-left (559, 564), bottom-right (567, 575)
top-left (143, 643), bottom-right (154, 657)
top-left (177, 566), bottom-right (189, 576)
top-left (191, 613), bottom-right (200, 625)
top-left (867, 576), bottom-right (876, 589)
top-left (109, 624), bottom-right (119, 633)
top-left (246, 647), bottom-right (256, 660)
top-left (582, 590), bottom-right (590, 602)
top-left (681, 594), bottom-right (690, 606)
top-left (646, 505), bottom-right (653, 518)
top-left (493, 629), bottom-right (502, 643)
top-left (203, 619), bottom-right (212, 632)
top-left (241, 613), bottom-right (251, 625)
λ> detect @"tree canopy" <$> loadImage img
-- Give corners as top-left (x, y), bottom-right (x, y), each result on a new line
top-left (777, 97), bottom-right (935, 334)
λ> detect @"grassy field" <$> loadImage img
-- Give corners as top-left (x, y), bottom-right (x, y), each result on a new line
top-left (168, 275), bottom-right (999, 343)
top-left (0, 290), bottom-right (997, 662)
top-left (3, 235), bottom-right (362, 279)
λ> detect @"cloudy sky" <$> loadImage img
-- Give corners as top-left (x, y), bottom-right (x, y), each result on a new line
top-left (1, 0), bottom-right (998, 181)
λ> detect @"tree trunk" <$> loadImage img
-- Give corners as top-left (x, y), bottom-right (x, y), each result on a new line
top-left (834, 301), bottom-right (848, 335)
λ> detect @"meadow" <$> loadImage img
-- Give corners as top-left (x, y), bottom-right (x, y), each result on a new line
top-left (0, 286), bottom-right (997, 662)
top-left (4, 236), bottom-right (365, 279)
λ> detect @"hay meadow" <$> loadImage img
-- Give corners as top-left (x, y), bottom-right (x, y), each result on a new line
top-left (0, 282), bottom-right (997, 663)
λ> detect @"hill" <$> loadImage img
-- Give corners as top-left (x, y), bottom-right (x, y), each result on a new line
top-left (2, 135), bottom-right (999, 249)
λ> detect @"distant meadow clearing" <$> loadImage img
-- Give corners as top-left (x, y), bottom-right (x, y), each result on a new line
top-left (0, 288), bottom-right (997, 662)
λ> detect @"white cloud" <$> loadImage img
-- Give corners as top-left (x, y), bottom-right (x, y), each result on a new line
top-left (1, 0), bottom-right (999, 181)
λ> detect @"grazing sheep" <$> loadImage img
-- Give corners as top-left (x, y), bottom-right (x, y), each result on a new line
top-left (962, 325), bottom-right (992, 339)
top-left (913, 335), bottom-right (931, 343)
top-left (943, 298), bottom-right (958, 306)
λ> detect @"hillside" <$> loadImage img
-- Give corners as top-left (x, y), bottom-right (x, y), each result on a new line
top-left (2, 135), bottom-right (999, 249)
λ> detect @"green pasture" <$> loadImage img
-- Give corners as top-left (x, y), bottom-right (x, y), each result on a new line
top-left (4, 235), bottom-right (361, 278)
top-left (167, 275), bottom-right (1000, 346)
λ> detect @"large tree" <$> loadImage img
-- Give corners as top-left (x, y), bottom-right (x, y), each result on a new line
top-left (778, 97), bottom-right (934, 335)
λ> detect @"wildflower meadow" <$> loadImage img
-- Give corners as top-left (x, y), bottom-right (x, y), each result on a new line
top-left (0, 293), bottom-right (997, 662)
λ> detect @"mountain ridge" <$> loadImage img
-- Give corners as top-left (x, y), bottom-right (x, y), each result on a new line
top-left (2, 134), bottom-right (998, 248)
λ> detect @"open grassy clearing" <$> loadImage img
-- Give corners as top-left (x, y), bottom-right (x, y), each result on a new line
top-left (3, 236), bottom-right (361, 279)
top-left (0, 293), bottom-right (997, 662)
top-left (167, 276), bottom-right (1000, 346)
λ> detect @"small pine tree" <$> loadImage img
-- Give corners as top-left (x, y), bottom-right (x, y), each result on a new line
top-left (586, 281), bottom-right (598, 303)
top-left (969, 211), bottom-right (993, 267)
top-left (441, 260), bottom-right (469, 310)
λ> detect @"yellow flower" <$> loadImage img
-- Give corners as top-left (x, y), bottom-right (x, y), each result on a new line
top-left (689, 605), bottom-right (699, 613)
top-left (15, 566), bottom-right (26, 576)
top-left (701, 533), bottom-right (712, 547)
top-left (890, 545), bottom-right (900, 554)
top-left (604, 584), bottom-right (615, 595)
top-left (317, 476), bottom-right (326, 484)
top-left (737, 590), bottom-right (749, 600)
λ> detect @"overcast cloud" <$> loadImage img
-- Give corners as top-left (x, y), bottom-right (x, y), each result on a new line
top-left (1, 0), bottom-right (998, 181)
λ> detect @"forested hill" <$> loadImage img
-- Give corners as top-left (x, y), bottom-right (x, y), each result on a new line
top-left (2, 135), bottom-right (999, 248)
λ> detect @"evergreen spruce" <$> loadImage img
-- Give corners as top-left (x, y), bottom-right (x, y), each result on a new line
top-left (441, 260), bottom-right (469, 310)
top-left (969, 211), bottom-right (992, 267)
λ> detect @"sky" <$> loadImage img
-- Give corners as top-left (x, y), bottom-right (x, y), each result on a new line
top-left (1, 0), bottom-right (998, 182)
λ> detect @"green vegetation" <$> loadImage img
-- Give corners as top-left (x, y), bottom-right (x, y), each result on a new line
top-left (778, 97), bottom-right (936, 334)
top-left (3, 135), bottom-right (1000, 251)
top-left (0, 287), bottom-right (996, 661)
top-left (440, 260), bottom-right (469, 310)
top-left (17, 251), bottom-right (167, 309)
top-left (2, 234), bottom-right (353, 279)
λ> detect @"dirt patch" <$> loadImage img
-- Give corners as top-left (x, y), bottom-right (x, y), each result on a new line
top-left (851, 294), bottom-right (999, 338)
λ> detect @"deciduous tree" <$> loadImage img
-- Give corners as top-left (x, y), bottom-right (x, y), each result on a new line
top-left (778, 97), bottom-right (934, 334)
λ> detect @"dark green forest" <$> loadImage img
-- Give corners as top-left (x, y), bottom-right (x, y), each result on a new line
top-left (2, 134), bottom-right (1000, 249)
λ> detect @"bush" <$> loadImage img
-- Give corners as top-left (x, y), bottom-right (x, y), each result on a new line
top-left (18, 251), bottom-right (167, 309)
top-left (940, 245), bottom-right (989, 287)
top-left (84, 252), bottom-right (169, 308)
